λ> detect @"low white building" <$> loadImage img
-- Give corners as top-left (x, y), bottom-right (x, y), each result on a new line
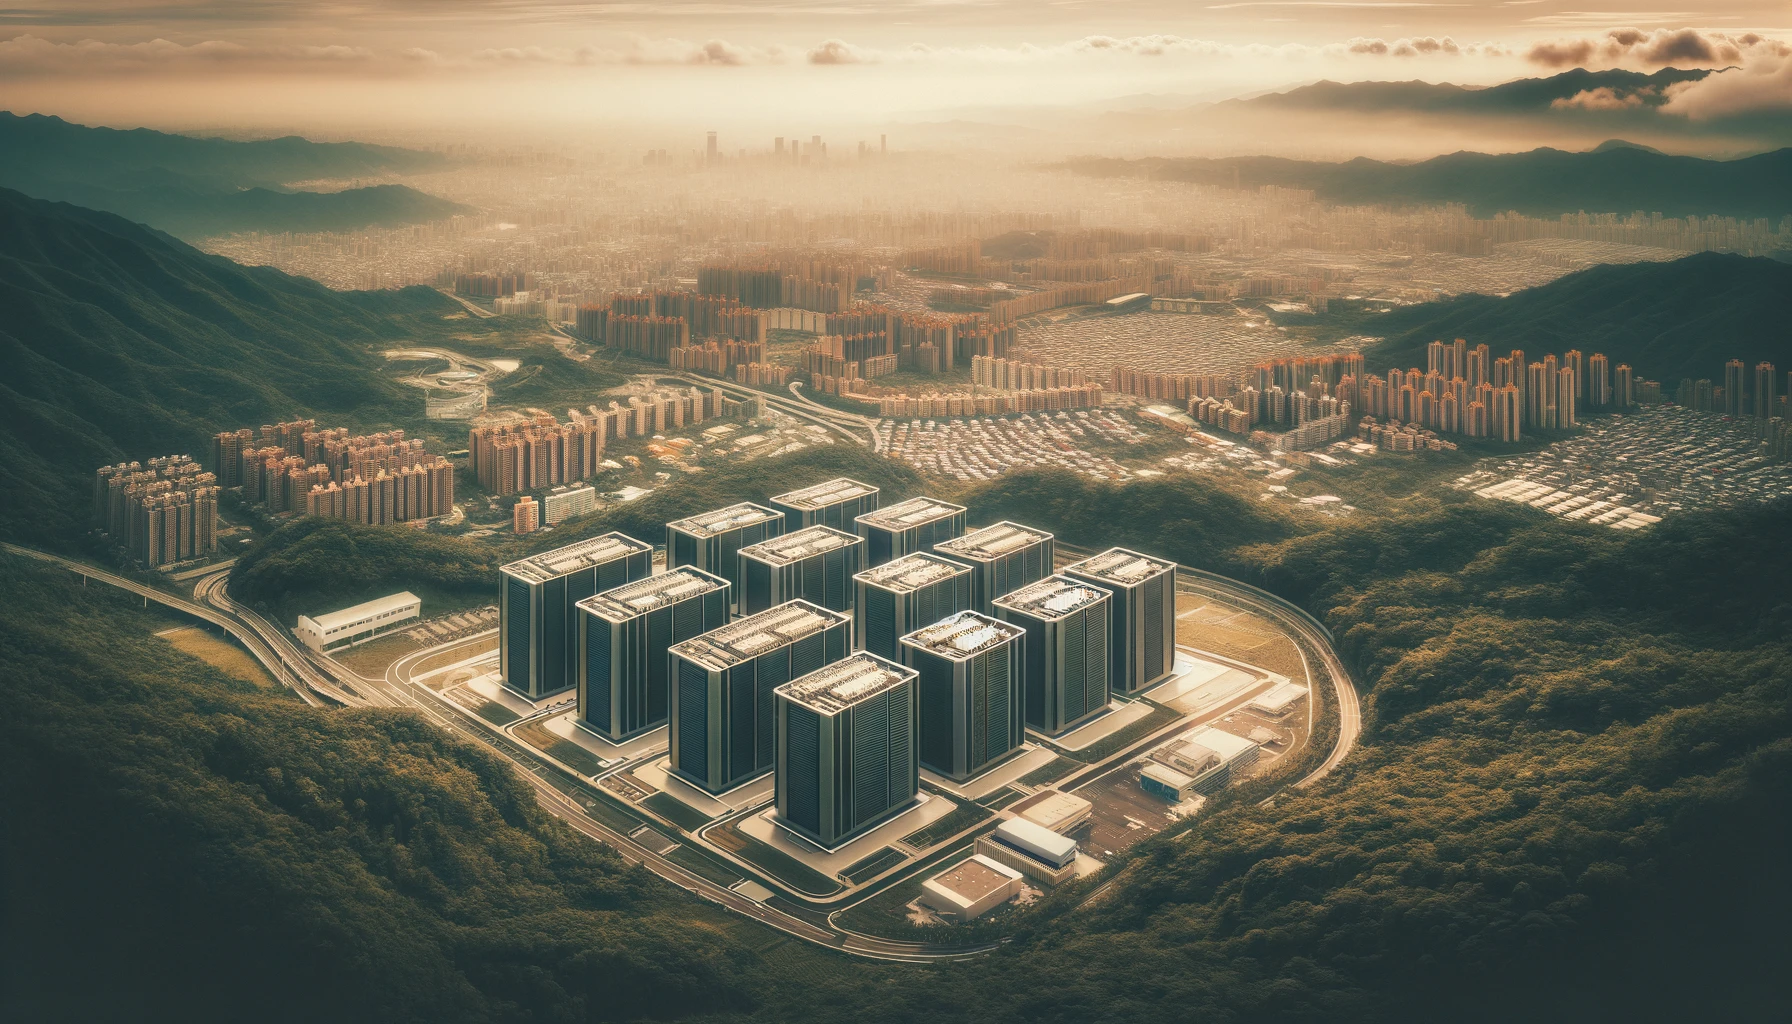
top-left (1248, 681), bottom-right (1309, 719)
top-left (919, 855), bottom-right (1024, 922)
top-left (296, 592), bottom-right (421, 652)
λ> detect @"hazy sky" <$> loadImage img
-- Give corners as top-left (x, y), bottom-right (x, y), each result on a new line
top-left (2, 2), bottom-right (1788, 145)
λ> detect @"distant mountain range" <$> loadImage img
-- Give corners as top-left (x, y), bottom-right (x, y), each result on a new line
top-left (1230, 68), bottom-right (1712, 116)
top-left (0, 112), bottom-right (468, 238)
top-left (1363, 252), bottom-right (1792, 382)
top-left (1066, 144), bottom-right (1792, 219)
top-left (0, 187), bottom-right (457, 545)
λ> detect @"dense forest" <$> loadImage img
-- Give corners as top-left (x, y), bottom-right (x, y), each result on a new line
top-left (230, 518), bottom-right (504, 625)
top-left (6, 455), bottom-right (1789, 1022)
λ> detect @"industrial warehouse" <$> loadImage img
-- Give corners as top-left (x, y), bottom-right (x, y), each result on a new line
top-left (428, 478), bottom-right (1293, 922)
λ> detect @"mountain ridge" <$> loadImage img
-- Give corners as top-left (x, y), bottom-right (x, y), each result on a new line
top-left (1066, 144), bottom-right (1792, 219)
top-left (1361, 251), bottom-right (1792, 381)
top-left (0, 111), bottom-right (468, 237)
top-left (0, 187), bottom-right (457, 546)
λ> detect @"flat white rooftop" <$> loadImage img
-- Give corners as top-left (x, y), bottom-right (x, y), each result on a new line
top-left (577, 567), bottom-right (726, 622)
top-left (1185, 726), bottom-right (1258, 761)
top-left (856, 552), bottom-right (969, 594)
top-left (994, 575), bottom-right (1107, 620)
top-left (935, 521), bottom-right (1052, 562)
top-left (857, 496), bottom-right (964, 532)
top-left (990, 817), bottom-right (1077, 861)
top-left (927, 855), bottom-right (1021, 906)
top-left (772, 477), bottom-right (878, 511)
top-left (668, 502), bottom-right (782, 538)
top-left (1065, 547), bottom-right (1174, 586)
top-left (501, 532), bottom-right (650, 584)
top-left (777, 652), bottom-right (915, 715)
top-left (305, 591), bottom-right (419, 632)
top-left (902, 611), bottom-right (1023, 660)
top-left (671, 600), bottom-right (847, 671)
top-left (740, 525), bottom-right (861, 566)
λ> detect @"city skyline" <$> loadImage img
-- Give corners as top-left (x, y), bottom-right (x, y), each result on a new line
top-left (1, 2), bottom-right (1788, 154)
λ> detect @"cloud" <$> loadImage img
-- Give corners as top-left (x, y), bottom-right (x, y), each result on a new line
top-left (0, 28), bottom-right (1518, 81)
top-left (1526, 28), bottom-right (1790, 69)
top-left (807, 39), bottom-right (871, 65)
top-left (1551, 86), bottom-right (1651, 111)
top-left (1661, 56), bottom-right (1792, 120)
top-left (0, 33), bottom-right (375, 76)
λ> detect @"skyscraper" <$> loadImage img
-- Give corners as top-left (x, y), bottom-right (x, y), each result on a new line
top-left (1616, 365), bottom-right (1634, 408)
top-left (670, 600), bottom-right (852, 794)
top-left (737, 525), bottom-right (864, 616)
top-left (994, 575), bottom-right (1112, 736)
top-left (1755, 362), bottom-right (1776, 419)
top-left (576, 567), bottom-right (730, 742)
top-left (900, 611), bottom-right (1027, 782)
top-left (1587, 353), bottom-right (1611, 410)
top-left (774, 652), bottom-right (919, 848)
top-left (1556, 366), bottom-right (1577, 429)
top-left (934, 521), bottom-right (1055, 614)
top-left (1062, 547), bottom-right (1177, 694)
top-left (500, 533), bottom-right (653, 699)
top-left (769, 477), bottom-right (880, 531)
top-left (856, 496), bottom-right (967, 567)
top-left (1725, 359), bottom-right (1747, 417)
top-left (667, 503), bottom-right (786, 611)
top-left (854, 553), bottom-right (973, 661)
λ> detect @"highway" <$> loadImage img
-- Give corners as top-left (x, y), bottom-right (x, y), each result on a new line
top-left (2, 544), bottom-right (327, 708)
top-left (671, 371), bottom-right (880, 450)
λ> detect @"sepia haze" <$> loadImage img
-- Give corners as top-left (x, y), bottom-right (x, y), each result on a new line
top-left (1, 2), bottom-right (1789, 157)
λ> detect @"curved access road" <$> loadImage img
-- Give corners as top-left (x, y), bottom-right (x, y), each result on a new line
top-left (3, 543), bottom-right (329, 708)
top-left (378, 636), bottom-right (998, 963)
top-left (787, 381), bottom-right (883, 452)
top-left (1170, 566), bottom-right (1360, 791)
top-left (671, 372), bottom-right (879, 450)
top-left (1053, 541), bottom-right (1360, 792)
top-left (191, 569), bottom-right (383, 709)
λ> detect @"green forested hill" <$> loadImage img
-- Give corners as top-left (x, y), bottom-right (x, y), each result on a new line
top-left (0, 554), bottom-right (758, 1023)
top-left (0, 112), bottom-right (466, 237)
top-left (5, 468), bottom-right (1789, 1021)
top-left (0, 187), bottom-right (456, 546)
top-left (1067, 145), bottom-right (1792, 220)
top-left (1362, 252), bottom-right (1792, 382)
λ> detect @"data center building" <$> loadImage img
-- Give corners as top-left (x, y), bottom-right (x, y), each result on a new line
top-left (993, 575), bottom-right (1113, 736)
top-left (934, 521), bottom-right (1055, 614)
top-left (899, 611), bottom-right (1028, 781)
top-left (500, 532), bottom-right (653, 699)
top-left (1062, 547), bottom-right (1178, 693)
top-left (669, 600), bottom-right (852, 794)
top-left (737, 525), bottom-right (864, 617)
top-left (853, 552), bottom-right (973, 662)
top-left (855, 496), bottom-right (966, 567)
top-left (666, 503), bottom-right (785, 611)
top-left (774, 652), bottom-right (920, 849)
top-left (575, 567), bottom-right (730, 742)
top-left (770, 477), bottom-right (880, 532)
